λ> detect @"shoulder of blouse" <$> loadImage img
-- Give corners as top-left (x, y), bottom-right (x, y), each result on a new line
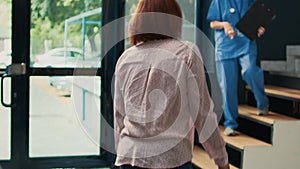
top-left (115, 45), bottom-right (137, 70)
top-left (183, 41), bottom-right (203, 65)
top-left (116, 40), bottom-right (201, 70)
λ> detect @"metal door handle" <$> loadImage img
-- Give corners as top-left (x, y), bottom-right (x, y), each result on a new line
top-left (1, 63), bottom-right (26, 107)
top-left (1, 74), bottom-right (12, 107)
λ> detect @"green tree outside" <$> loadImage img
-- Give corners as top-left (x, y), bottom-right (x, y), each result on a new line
top-left (2, 0), bottom-right (195, 55)
top-left (31, 0), bottom-right (102, 56)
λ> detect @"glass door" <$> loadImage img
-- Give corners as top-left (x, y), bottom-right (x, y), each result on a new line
top-left (0, 0), bottom-right (11, 163)
top-left (0, 0), bottom-right (124, 168)
top-left (29, 0), bottom-right (102, 158)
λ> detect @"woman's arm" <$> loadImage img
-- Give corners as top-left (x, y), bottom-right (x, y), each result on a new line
top-left (211, 20), bottom-right (266, 39)
top-left (210, 20), bottom-right (236, 39)
top-left (187, 44), bottom-right (229, 168)
top-left (113, 65), bottom-right (126, 152)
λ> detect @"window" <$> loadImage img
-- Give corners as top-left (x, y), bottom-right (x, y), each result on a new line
top-left (29, 1), bottom-right (103, 158)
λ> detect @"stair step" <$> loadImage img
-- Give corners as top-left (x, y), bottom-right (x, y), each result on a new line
top-left (219, 126), bottom-right (271, 150)
top-left (192, 146), bottom-right (238, 169)
top-left (286, 45), bottom-right (300, 56)
top-left (239, 105), bottom-right (297, 125)
top-left (237, 105), bottom-right (299, 143)
top-left (246, 85), bottom-right (300, 102)
top-left (261, 60), bottom-right (287, 72)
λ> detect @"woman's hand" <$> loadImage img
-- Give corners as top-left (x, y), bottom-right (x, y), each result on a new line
top-left (257, 26), bottom-right (266, 38)
top-left (223, 22), bottom-right (236, 39)
top-left (210, 21), bottom-right (236, 39)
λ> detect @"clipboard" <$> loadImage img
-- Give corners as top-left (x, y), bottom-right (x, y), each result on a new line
top-left (235, 0), bottom-right (276, 41)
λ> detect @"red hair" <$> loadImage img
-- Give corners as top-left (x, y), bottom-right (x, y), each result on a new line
top-left (128, 0), bottom-right (183, 46)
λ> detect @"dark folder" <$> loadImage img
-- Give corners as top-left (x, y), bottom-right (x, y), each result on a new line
top-left (236, 0), bottom-right (276, 40)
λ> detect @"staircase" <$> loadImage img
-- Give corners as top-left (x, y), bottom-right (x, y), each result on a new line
top-left (192, 85), bottom-right (300, 169)
top-left (261, 45), bottom-right (300, 78)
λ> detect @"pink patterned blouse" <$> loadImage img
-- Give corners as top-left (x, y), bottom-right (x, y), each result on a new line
top-left (114, 39), bottom-right (228, 168)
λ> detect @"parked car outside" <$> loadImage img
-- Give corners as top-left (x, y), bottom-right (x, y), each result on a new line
top-left (33, 47), bottom-right (100, 91)
top-left (33, 47), bottom-right (100, 68)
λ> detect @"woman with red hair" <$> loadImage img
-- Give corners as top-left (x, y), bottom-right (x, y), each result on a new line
top-left (114, 0), bottom-right (229, 168)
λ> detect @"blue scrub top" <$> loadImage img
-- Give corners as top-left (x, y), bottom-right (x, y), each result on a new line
top-left (207, 0), bottom-right (257, 61)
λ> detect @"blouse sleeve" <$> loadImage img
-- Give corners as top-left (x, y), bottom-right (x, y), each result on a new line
top-left (113, 59), bottom-right (126, 152)
top-left (186, 43), bottom-right (228, 167)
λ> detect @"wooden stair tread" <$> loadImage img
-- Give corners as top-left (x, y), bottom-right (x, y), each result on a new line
top-left (219, 126), bottom-right (271, 150)
top-left (192, 146), bottom-right (238, 169)
top-left (246, 85), bottom-right (300, 100)
top-left (239, 105), bottom-right (298, 125)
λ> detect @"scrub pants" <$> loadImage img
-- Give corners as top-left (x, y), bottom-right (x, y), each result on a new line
top-left (216, 53), bottom-right (269, 129)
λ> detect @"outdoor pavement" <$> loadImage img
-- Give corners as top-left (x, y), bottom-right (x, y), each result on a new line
top-left (0, 77), bottom-right (100, 160)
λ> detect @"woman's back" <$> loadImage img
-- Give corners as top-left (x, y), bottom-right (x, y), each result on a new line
top-left (114, 39), bottom-right (199, 168)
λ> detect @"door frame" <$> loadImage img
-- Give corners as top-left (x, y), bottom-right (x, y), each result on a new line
top-left (0, 0), bottom-right (124, 168)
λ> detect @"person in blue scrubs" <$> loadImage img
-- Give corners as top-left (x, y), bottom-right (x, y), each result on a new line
top-left (207, 0), bottom-right (269, 136)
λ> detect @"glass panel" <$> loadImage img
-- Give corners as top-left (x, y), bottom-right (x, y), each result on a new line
top-left (0, 78), bottom-right (11, 160)
top-left (177, 0), bottom-right (196, 42)
top-left (125, 0), bottom-right (139, 16)
top-left (29, 76), bottom-right (100, 157)
top-left (125, 0), bottom-right (196, 49)
top-left (0, 0), bottom-right (11, 160)
top-left (31, 1), bottom-right (102, 68)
